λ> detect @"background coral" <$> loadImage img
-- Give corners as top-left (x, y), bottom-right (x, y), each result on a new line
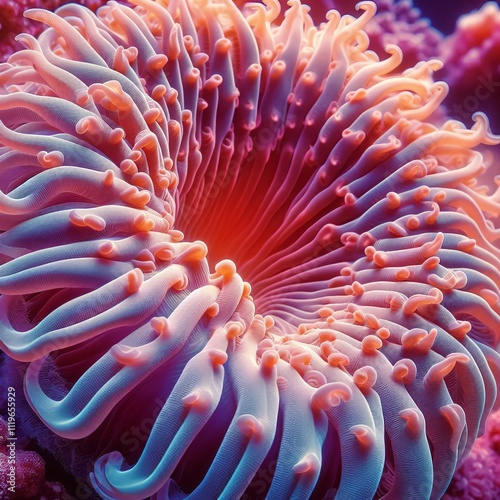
top-left (0, 416), bottom-right (68, 499)
top-left (438, 2), bottom-right (500, 131)
top-left (0, 0), bottom-right (109, 61)
top-left (444, 408), bottom-right (500, 500)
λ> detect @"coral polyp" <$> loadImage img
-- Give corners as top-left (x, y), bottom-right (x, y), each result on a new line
top-left (0, 0), bottom-right (499, 498)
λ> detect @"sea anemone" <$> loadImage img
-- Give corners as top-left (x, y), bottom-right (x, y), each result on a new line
top-left (360, 0), bottom-right (442, 71)
top-left (236, 0), bottom-right (443, 70)
top-left (0, 0), bottom-right (499, 499)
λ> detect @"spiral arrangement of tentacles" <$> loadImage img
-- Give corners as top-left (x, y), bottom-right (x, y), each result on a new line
top-left (0, 0), bottom-right (499, 498)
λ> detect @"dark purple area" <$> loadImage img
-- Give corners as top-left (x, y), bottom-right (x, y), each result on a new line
top-left (413, 0), bottom-right (495, 34)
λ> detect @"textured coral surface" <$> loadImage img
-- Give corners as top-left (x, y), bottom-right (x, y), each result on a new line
top-left (0, 416), bottom-right (67, 499)
top-left (0, 1), bottom-right (499, 499)
top-left (444, 408), bottom-right (500, 500)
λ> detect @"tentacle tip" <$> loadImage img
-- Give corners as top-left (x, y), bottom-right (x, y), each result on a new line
top-left (349, 424), bottom-right (376, 448)
top-left (151, 317), bottom-right (169, 337)
top-left (399, 408), bottom-right (424, 433)
top-left (293, 453), bottom-right (320, 476)
top-left (207, 348), bottom-right (228, 367)
top-left (182, 389), bottom-right (213, 412)
top-left (126, 268), bottom-right (143, 294)
top-left (236, 414), bottom-right (265, 441)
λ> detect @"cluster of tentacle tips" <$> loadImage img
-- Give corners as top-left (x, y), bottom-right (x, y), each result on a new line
top-left (0, 0), bottom-right (499, 499)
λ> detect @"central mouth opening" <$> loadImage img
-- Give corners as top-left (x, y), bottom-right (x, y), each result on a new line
top-left (174, 143), bottom-right (355, 325)
top-left (176, 171), bottom-right (268, 285)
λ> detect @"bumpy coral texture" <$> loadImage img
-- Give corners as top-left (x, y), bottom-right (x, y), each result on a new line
top-left (439, 1), bottom-right (500, 131)
top-left (0, 417), bottom-right (67, 499)
top-left (444, 408), bottom-right (500, 500)
top-left (0, 0), bottom-right (499, 499)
